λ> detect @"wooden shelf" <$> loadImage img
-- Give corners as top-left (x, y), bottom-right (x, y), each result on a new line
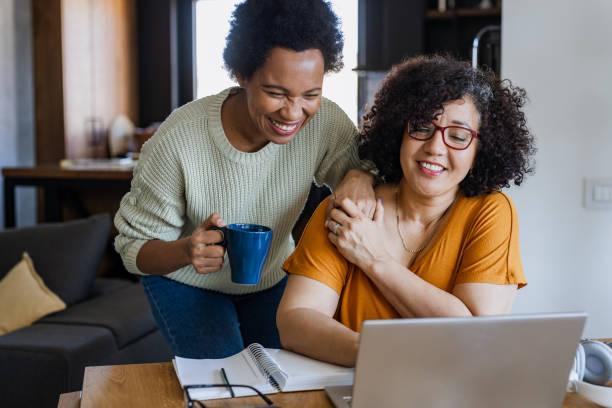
top-left (426, 7), bottom-right (501, 19)
top-left (2, 165), bottom-right (133, 181)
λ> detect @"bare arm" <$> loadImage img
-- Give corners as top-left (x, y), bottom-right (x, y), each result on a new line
top-left (453, 282), bottom-right (517, 315)
top-left (277, 275), bottom-right (360, 367)
top-left (136, 238), bottom-right (191, 275)
top-left (367, 258), bottom-right (517, 317)
top-left (136, 213), bottom-right (226, 276)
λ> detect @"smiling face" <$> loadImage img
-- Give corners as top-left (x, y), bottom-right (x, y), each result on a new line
top-left (400, 97), bottom-right (480, 200)
top-left (235, 47), bottom-right (325, 150)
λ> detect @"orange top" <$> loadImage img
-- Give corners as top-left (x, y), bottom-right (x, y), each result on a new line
top-left (282, 191), bottom-right (527, 332)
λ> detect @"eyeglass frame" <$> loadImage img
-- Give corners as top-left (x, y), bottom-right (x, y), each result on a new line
top-left (406, 122), bottom-right (479, 151)
top-left (183, 384), bottom-right (277, 408)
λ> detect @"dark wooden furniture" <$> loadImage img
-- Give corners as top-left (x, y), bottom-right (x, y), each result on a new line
top-left (2, 166), bottom-right (132, 229)
top-left (137, 0), bottom-right (194, 127)
top-left (425, 5), bottom-right (501, 73)
top-left (355, 0), bottom-right (502, 113)
top-left (356, 0), bottom-right (426, 71)
top-left (357, 0), bottom-right (501, 71)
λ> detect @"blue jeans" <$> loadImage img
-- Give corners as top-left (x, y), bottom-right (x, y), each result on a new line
top-left (141, 275), bottom-right (288, 358)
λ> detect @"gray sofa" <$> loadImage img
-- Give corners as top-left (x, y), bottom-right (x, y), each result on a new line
top-left (0, 214), bottom-right (173, 408)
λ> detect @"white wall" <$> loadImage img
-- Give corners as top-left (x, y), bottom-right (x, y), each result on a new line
top-left (502, 0), bottom-right (612, 337)
top-left (0, 0), bottom-right (36, 228)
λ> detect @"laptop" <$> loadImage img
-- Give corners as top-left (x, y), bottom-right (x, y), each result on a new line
top-left (326, 312), bottom-right (586, 408)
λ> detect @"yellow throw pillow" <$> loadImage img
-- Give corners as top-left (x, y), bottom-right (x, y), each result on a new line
top-left (0, 252), bottom-right (66, 335)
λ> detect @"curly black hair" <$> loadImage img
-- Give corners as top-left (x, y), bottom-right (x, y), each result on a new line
top-left (359, 55), bottom-right (535, 197)
top-left (223, 0), bottom-right (344, 80)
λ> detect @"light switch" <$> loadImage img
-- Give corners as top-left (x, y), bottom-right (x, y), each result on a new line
top-left (584, 178), bottom-right (612, 209)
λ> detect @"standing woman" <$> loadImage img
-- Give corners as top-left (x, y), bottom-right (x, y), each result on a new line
top-left (114, 0), bottom-right (375, 359)
top-left (277, 55), bottom-right (535, 366)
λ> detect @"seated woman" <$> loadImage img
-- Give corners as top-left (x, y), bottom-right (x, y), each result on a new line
top-left (276, 55), bottom-right (535, 367)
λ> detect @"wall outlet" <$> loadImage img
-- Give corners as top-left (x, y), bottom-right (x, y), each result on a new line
top-left (584, 178), bottom-right (612, 209)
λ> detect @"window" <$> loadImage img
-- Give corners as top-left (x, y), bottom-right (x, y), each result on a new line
top-left (195, 0), bottom-right (358, 123)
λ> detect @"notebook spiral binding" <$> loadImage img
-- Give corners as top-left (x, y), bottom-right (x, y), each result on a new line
top-left (246, 343), bottom-right (286, 391)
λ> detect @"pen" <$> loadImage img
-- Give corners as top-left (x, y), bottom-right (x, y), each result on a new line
top-left (220, 367), bottom-right (235, 398)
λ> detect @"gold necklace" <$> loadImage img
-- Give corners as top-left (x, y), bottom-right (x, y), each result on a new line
top-left (395, 186), bottom-right (451, 254)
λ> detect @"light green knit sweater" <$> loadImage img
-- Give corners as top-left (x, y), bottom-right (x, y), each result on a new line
top-left (114, 87), bottom-right (362, 294)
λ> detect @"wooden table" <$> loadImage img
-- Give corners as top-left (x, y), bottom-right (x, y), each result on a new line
top-left (2, 165), bottom-right (132, 228)
top-left (57, 362), bottom-right (602, 408)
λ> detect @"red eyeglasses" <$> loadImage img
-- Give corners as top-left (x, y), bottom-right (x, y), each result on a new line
top-left (407, 123), bottom-right (478, 150)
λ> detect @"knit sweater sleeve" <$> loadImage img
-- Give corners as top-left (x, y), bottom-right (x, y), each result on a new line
top-left (313, 99), bottom-right (367, 190)
top-left (114, 124), bottom-right (187, 276)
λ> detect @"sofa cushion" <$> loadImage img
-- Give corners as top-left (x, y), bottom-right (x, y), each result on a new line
top-left (38, 282), bottom-right (157, 348)
top-left (0, 214), bottom-right (110, 306)
top-left (0, 252), bottom-right (66, 335)
top-left (91, 276), bottom-right (134, 297)
top-left (0, 323), bottom-right (119, 400)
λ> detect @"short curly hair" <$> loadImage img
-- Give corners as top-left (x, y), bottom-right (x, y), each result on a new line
top-left (359, 55), bottom-right (535, 197)
top-left (223, 0), bottom-right (344, 80)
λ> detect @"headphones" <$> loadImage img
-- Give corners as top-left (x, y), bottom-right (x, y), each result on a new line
top-left (568, 339), bottom-right (612, 407)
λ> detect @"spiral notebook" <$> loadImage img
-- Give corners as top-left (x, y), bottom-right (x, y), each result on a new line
top-left (173, 343), bottom-right (354, 400)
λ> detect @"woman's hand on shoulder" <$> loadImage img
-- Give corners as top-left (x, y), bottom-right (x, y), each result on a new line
top-left (326, 197), bottom-right (389, 272)
top-left (187, 213), bottom-right (227, 274)
top-left (327, 169), bottom-right (376, 219)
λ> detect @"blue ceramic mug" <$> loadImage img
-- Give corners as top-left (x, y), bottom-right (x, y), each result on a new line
top-left (213, 224), bottom-right (273, 285)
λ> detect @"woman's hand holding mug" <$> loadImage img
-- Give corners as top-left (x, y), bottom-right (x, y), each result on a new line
top-left (187, 213), bottom-right (227, 274)
top-left (187, 213), bottom-right (273, 285)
